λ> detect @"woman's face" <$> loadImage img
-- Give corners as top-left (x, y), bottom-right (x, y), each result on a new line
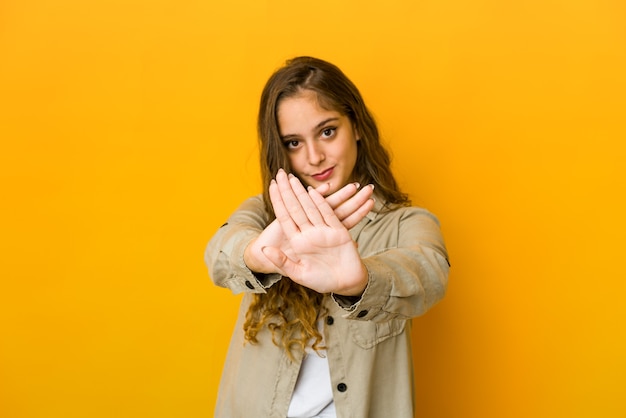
top-left (277, 90), bottom-right (359, 194)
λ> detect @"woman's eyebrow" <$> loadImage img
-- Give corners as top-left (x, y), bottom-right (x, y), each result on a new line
top-left (280, 117), bottom-right (340, 140)
top-left (314, 117), bottom-right (339, 130)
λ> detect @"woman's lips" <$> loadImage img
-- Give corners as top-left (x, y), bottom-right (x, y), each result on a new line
top-left (311, 167), bottom-right (334, 182)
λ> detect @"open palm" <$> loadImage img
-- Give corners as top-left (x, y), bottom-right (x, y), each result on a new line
top-left (244, 173), bottom-right (374, 277)
top-left (261, 170), bottom-right (368, 296)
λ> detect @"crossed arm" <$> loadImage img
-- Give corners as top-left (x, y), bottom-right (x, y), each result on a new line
top-left (243, 169), bottom-right (375, 296)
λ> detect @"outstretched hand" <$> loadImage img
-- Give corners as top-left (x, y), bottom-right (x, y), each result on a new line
top-left (244, 171), bottom-right (374, 278)
top-left (260, 170), bottom-right (370, 296)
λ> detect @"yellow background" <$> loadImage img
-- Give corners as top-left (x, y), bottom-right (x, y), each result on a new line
top-left (1, 0), bottom-right (625, 417)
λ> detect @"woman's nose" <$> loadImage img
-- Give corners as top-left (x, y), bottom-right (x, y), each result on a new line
top-left (306, 142), bottom-right (325, 165)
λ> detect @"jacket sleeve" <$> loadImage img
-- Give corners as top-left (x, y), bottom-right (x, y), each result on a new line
top-left (204, 195), bottom-right (282, 294)
top-left (333, 207), bottom-right (450, 322)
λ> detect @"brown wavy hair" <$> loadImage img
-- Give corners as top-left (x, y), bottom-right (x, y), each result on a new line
top-left (244, 56), bottom-right (410, 359)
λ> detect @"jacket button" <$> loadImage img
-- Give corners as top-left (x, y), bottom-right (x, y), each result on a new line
top-left (356, 310), bottom-right (368, 318)
top-left (244, 280), bottom-right (254, 289)
top-left (326, 316), bottom-right (334, 325)
top-left (337, 383), bottom-right (347, 392)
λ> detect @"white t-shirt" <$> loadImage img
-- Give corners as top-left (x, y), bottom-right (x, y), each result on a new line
top-left (287, 348), bottom-right (335, 418)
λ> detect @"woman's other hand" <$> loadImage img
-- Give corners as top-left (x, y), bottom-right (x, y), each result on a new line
top-left (260, 170), bottom-right (370, 296)
top-left (243, 171), bottom-right (374, 276)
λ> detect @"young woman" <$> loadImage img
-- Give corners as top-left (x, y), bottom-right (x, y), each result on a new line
top-left (205, 56), bottom-right (450, 418)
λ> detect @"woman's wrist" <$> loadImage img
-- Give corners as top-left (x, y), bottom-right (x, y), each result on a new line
top-left (243, 238), bottom-right (263, 273)
top-left (335, 261), bottom-right (369, 297)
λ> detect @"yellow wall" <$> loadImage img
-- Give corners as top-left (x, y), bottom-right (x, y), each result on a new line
top-left (1, 1), bottom-right (624, 417)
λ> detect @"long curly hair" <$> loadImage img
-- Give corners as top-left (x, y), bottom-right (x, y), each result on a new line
top-left (244, 56), bottom-right (410, 359)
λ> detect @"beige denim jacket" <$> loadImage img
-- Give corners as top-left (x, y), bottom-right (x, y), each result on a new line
top-left (205, 195), bottom-right (449, 418)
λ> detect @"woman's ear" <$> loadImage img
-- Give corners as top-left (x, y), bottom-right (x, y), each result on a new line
top-left (353, 123), bottom-right (361, 141)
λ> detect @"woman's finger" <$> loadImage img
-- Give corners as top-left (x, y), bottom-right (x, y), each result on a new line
top-left (333, 184), bottom-right (375, 222)
top-left (269, 178), bottom-right (300, 237)
top-left (261, 246), bottom-right (297, 279)
top-left (324, 182), bottom-right (360, 210)
top-left (288, 174), bottom-right (325, 226)
top-left (340, 198), bottom-right (375, 229)
top-left (312, 182), bottom-right (332, 197)
top-left (308, 187), bottom-right (344, 229)
top-left (274, 170), bottom-right (310, 229)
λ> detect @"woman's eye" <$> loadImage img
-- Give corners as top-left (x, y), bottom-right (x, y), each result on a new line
top-left (285, 140), bottom-right (300, 149)
top-left (321, 128), bottom-right (336, 138)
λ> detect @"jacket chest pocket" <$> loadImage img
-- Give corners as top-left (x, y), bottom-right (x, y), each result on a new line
top-left (348, 318), bottom-right (407, 349)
